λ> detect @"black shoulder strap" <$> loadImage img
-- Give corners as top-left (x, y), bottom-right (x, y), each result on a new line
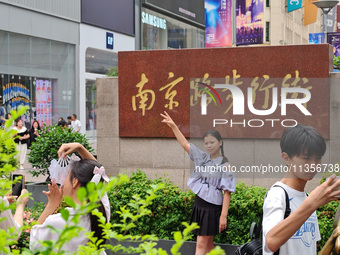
top-left (253, 185), bottom-right (291, 239)
top-left (271, 185), bottom-right (291, 255)
top-left (273, 185), bottom-right (291, 219)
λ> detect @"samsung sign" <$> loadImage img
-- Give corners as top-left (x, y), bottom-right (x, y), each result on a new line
top-left (142, 11), bottom-right (167, 30)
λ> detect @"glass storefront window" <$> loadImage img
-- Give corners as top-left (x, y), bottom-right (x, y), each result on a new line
top-left (0, 31), bottom-right (76, 129)
top-left (85, 79), bottom-right (96, 139)
top-left (142, 8), bottom-right (205, 50)
top-left (86, 47), bottom-right (118, 75)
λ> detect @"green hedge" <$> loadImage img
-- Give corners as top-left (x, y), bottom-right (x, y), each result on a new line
top-left (108, 170), bottom-right (195, 239)
top-left (216, 182), bottom-right (266, 244)
top-left (108, 170), bottom-right (338, 251)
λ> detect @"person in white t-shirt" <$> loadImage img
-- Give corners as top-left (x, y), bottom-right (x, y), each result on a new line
top-left (71, 114), bottom-right (81, 132)
top-left (263, 124), bottom-right (340, 255)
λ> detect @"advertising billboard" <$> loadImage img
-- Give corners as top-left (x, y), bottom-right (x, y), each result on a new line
top-left (327, 32), bottom-right (340, 57)
top-left (309, 33), bottom-right (325, 44)
top-left (236, 0), bottom-right (264, 46)
top-left (205, 0), bottom-right (232, 47)
top-left (337, 6), bottom-right (340, 32)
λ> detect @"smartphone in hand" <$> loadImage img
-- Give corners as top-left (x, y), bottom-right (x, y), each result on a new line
top-left (12, 174), bottom-right (25, 197)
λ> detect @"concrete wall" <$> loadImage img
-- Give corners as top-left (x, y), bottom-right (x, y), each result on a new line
top-left (97, 74), bottom-right (340, 192)
top-left (0, 2), bottom-right (79, 45)
top-left (0, 0), bottom-right (80, 22)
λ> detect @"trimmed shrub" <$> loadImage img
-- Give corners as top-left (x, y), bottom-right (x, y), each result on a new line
top-left (108, 170), bottom-right (195, 239)
top-left (28, 125), bottom-right (93, 177)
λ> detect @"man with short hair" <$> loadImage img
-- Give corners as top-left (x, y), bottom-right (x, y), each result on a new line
top-left (263, 124), bottom-right (340, 255)
top-left (67, 116), bottom-right (72, 128)
top-left (71, 114), bottom-right (81, 133)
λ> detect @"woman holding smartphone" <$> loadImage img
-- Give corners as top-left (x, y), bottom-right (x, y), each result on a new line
top-left (28, 120), bottom-right (41, 148)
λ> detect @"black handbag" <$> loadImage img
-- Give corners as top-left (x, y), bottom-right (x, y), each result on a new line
top-left (235, 185), bottom-right (291, 255)
top-left (235, 220), bottom-right (262, 255)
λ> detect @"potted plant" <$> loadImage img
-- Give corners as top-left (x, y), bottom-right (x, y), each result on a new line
top-left (27, 125), bottom-right (93, 206)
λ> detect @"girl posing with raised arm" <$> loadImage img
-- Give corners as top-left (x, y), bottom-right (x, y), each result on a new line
top-left (30, 143), bottom-right (110, 254)
top-left (161, 111), bottom-right (235, 255)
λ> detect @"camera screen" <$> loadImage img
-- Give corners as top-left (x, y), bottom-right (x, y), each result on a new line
top-left (12, 175), bottom-right (24, 197)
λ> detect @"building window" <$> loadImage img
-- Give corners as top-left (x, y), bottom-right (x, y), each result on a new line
top-left (141, 8), bottom-right (205, 50)
top-left (266, 22), bottom-right (270, 42)
top-left (0, 31), bottom-right (76, 127)
top-left (85, 48), bottom-right (118, 75)
top-left (266, 0), bottom-right (270, 7)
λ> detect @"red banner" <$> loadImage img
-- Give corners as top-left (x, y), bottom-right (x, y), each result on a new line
top-left (337, 5), bottom-right (340, 32)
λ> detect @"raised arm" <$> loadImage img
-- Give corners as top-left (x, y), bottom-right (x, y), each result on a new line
top-left (13, 189), bottom-right (29, 226)
top-left (57, 143), bottom-right (96, 161)
top-left (161, 111), bottom-right (190, 154)
top-left (265, 177), bottom-right (340, 253)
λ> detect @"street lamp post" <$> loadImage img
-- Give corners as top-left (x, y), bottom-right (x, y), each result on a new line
top-left (313, 0), bottom-right (339, 42)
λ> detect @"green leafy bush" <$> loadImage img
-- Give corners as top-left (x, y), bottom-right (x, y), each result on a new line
top-left (108, 171), bottom-right (267, 245)
top-left (215, 182), bottom-right (267, 245)
top-left (0, 112), bottom-right (21, 172)
top-left (28, 125), bottom-right (93, 177)
top-left (334, 55), bottom-right (340, 69)
top-left (108, 171), bottom-right (340, 251)
top-left (107, 67), bottom-right (118, 77)
top-left (108, 170), bottom-right (195, 240)
top-left (317, 200), bottom-right (339, 250)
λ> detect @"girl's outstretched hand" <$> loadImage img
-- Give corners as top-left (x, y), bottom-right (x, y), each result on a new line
top-left (57, 143), bottom-right (81, 159)
top-left (160, 111), bottom-right (176, 128)
top-left (58, 142), bottom-right (96, 161)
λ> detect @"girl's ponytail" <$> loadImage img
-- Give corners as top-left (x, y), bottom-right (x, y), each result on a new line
top-left (70, 159), bottom-right (109, 248)
top-left (90, 201), bottom-right (107, 245)
top-left (220, 142), bottom-right (229, 164)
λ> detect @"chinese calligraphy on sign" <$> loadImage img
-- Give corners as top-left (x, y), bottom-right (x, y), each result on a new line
top-left (132, 72), bottom-right (183, 115)
top-left (131, 73), bottom-right (155, 116)
top-left (119, 44), bottom-right (331, 138)
top-left (132, 69), bottom-right (313, 117)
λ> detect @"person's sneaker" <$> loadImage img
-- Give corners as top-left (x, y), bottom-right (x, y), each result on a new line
top-left (20, 165), bottom-right (24, 170)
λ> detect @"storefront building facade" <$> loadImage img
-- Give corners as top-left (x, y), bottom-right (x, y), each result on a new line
top-left (0, 0), bottom-right (135, 150)
top-left (138, 0), bottom-right (205, 50)
top-left (0, 0), bottom-right (79, 128)
top-left (0, 0), bottom-right (206, 149)
top-left (80, 0), bottom-right (135, 145)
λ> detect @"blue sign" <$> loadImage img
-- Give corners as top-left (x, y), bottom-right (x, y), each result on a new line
top-left (309, 33), bottom-right (325, 44)
top-left (106, 32), bottom-right (114, 49)
top-left (287, 0), bottom-right (302, 12)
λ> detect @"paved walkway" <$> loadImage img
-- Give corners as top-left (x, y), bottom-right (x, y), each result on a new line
top-left (12, 152), bottom-right (47, 183)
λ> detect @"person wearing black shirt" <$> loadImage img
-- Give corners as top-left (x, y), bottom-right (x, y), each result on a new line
top-left (13, 119), bottom-right (30, 170)
top-left (29, 120), bottom-right (41, 149)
